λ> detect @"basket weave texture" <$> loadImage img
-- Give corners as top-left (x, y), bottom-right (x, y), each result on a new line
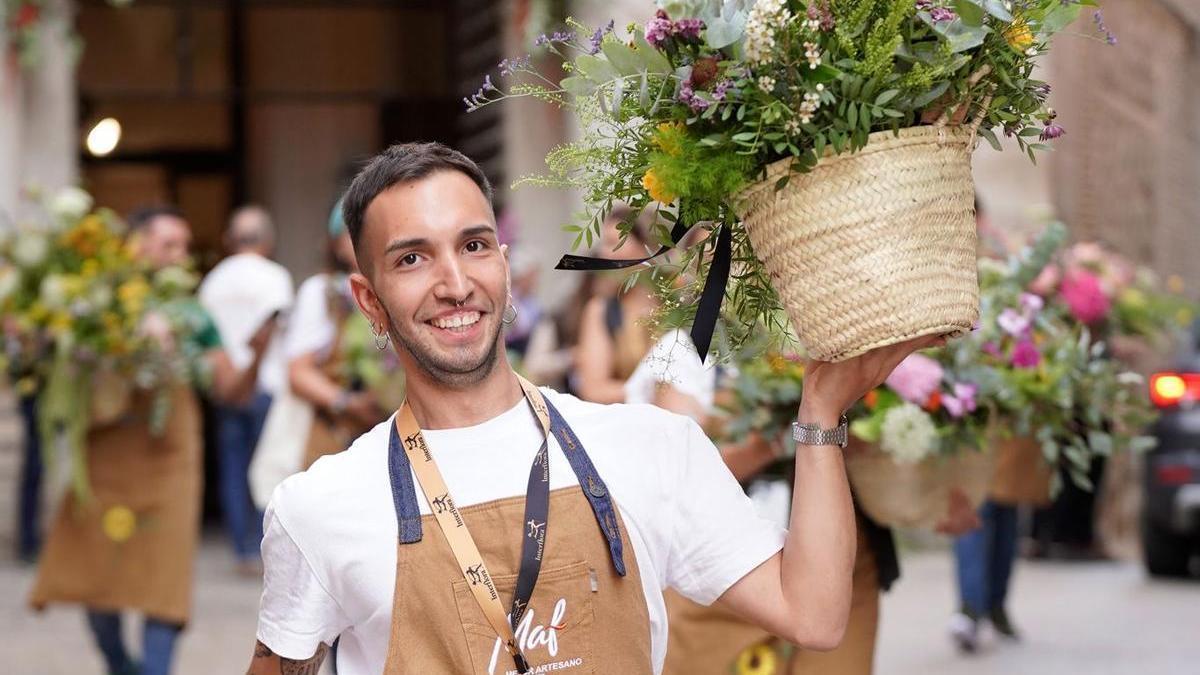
top-left (988, 435), bottom-right (1053, 506)
top-left (845, 438), bottom-right (995, 530)
top-left (736, 125), bottom-right (981, 362)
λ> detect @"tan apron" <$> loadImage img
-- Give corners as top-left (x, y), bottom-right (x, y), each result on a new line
top-left (663, 519), bottom-right (880, 675)
top-left (381, 391), bottom-right (653, 674)
top-left (29, 385), bottom-right (202, 625)
top-left (988, 435), bottom-right (1053, 506)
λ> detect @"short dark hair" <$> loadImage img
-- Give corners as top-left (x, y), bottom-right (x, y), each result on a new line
top-left (127, 205), bottom-right (185, 233)
top-left (342, 142), bottom-right (494, 250)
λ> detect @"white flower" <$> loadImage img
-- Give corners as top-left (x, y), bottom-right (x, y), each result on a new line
top-left (785, 118), bottom-right (801, 135)
top-left (49, 186), bottom-right (93, 223)
top-left (11, 231), bottom-right (49, 268)
top-left (744, 0), bottom-right (791, 65)
top-left (880, 403), bottom-right (938, 464)
top-left (1025, 47), bottom-right (1038, 56)
top-left (816, 83), bottom-right (825, 92)
top-left (39, 275), bottom-right (69, 310)
top-left (0, 265), bottom-right (18, 304)
top-left (758, 75), bottom-right (776, 93)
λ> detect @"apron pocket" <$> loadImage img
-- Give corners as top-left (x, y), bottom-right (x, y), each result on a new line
top-left (452, 560), bottom-right (597, 675)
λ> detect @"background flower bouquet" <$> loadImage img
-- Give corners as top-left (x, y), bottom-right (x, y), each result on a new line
top-left (474, 0), bottom-right (1111, 361)
top-left (0, 188), bottom-right (206, 501)
top-left (949, 223), bottom-right (1158, 500)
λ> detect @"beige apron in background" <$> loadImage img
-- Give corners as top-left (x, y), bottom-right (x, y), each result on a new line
top-left (29, 385), bottom-right (202, 625)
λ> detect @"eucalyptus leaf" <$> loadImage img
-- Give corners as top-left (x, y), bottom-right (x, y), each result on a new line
top-left (912, 80), bottom-right (951, 108)
top-left (602, 41), bottom-right (643, 77)
top-left (575, 54), bottom-right (618, 83)
top-left (632, 31), bottom-right (673, 74)
top-left (953, 0), bottom-right (986, 27)
top-left (976, 0), bottom-right (1013, 21)
top-left (561, 76), bottom-right (597, 97)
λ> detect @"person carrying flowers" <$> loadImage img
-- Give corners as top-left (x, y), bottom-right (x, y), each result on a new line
top-left (27, 204), bottom-right (278, 675)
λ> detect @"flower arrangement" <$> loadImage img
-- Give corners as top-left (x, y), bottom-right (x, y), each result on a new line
top-left (472, 0), bottom-right (1111, 356)
top-left (850, 351), bottom-right (989, 464)
top-left (0, 187), bottom-right (204, 501)
top-left (1029, 240), bottom-right (1196, 346)
top-left (948, 223), bottom-right (1158, 492)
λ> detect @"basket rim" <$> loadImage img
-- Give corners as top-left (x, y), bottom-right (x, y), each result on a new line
top-left (735, 124), bottom-right (978, 210)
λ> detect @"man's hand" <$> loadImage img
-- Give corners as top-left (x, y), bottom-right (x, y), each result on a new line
top-left (799, 335), bottom-right (947, 424)
top-left (249, 313), bottom-right (281, 356)
top-left (246, 640), bottom-right (328, 675)
top-left (936, 488), bottom-right (983, 536)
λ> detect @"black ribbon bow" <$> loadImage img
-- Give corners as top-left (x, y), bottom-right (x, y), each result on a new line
top-left (555, 220), bottom-right (732, 363)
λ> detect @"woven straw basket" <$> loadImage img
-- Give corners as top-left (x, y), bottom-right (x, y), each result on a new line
top-left (735, 124), bottom-right (981, 362)
top-left (845, 438), bottom-right (996, 530)
top-left (988, 435), bottom-right (1053, 506)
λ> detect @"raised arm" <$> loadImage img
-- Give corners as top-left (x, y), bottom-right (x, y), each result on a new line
top-left (246, 641), bottom-right (328, 675)
top-left (714, 335), bottom-right (945, 650)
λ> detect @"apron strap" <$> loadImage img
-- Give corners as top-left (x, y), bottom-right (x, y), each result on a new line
top-left (388, 420), bottom-right (425, 544)
top-left (541, 396), bottom-right (626, 577)
top-left (385, 396), bottom-right (627, 576)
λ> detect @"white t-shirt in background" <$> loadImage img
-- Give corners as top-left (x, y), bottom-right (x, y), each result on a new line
top-left (256, 389), bottom-right (785, 675)
top-left (284, 273), bottom-right (343, 360)
top-left (198, 253), bottom-right (294, 395)
top-left (624, 328), bottom-right (717, 413)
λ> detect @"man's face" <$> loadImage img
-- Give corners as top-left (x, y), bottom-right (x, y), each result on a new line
top-left (137, 215), bottom-right (192, 269)
top-left (350, 170), bottom-right (508, 388)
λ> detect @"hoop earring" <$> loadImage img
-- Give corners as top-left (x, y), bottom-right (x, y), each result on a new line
top-left (501, 303), bottom-right (518, 326)
top-left (373, 324), bottom-right (391, 350)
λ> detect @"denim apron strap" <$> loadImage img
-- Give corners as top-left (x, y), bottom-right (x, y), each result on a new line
top-left (388, 420), bottom-right (425, 544)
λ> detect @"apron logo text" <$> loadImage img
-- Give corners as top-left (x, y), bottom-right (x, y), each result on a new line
top-left (489, 598), bottom-right (570, 675)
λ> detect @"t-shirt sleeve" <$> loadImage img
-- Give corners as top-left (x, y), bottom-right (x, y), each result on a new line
top-left (256, 502), bottom-right (350, 659)
top-left (284, 276), bottom-right (335, 360)
top-left (665, 417), bottom-right (786, 606)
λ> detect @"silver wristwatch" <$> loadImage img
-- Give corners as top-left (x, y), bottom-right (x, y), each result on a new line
top-left (792, 415), bottom-right (849, 449)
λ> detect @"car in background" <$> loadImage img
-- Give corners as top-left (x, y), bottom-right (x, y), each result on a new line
top-left (1142, 322), bottom-right (1200, 577)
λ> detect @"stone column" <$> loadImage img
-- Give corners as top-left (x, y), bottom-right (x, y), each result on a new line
top-left (0, 22), bottom-right (23, 221)
top-left (19, 0), bottom-right (79, 201)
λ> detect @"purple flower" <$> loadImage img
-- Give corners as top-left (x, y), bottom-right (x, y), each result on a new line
top-left (588, 20), bottom-right (615, 55)
top-left (1040, 122), bottom-right (1066, 141)
top-left (677, 81), bottom-right (709, 112)
top-left (886, 353), bottom-right (945, 405)
top-left (930, 7), bottom-right (956, 22)
top-left (982, 341), bottom-right (1003, 358)
top-left (916, 0), bottom-right (934, 9)
top-left (1033, 83), bottom-right (1051, 102)
top-left (1019, 292), bottom-right (1044, 314)
top-left (713, 79), bottom-right (733, 102)
top-left (1010, 339), bottom-right (1041, 369)
top-left (534, 30), bottom-right (576, 47)
top-left (997, 308), bottom-right (1031, 337)
top-left (942, 383), bottom-right (978, 418)
top-left (499, 55), bottom-right (531, 77)
top-left (645, 10), bottom-right (673, 48)
top-left (673, 18), bottom-right (705, 42)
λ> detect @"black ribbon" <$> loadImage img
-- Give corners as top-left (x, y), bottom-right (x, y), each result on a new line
top-left (510, 437), bottom-right (550, 641)
top-left (554, 220), bottom-right (732, 362)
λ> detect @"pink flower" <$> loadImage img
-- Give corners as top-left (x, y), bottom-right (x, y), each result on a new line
top-left (1010, 338), bottom-right (1041, 369)
top-left (886, 353), bottom-right (944, 405)
top-left (1029, 263), bottom-right (1061, 296)
top-left (1019, 292), bottom-right (1044, 314)
top-left (982, 341), bottom-right (1003, 358)
top-left (997, 308), bottom-right (1031, 337)
top-left (942, 383), bottom-right (978, 418)
top-left (1060, 269), bottom-right (1112, 324)
top-left (645, 10), bottom-right (673, 47)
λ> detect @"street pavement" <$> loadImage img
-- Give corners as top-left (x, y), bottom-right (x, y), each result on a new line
top-left (1, 536), bottom-right (1197, 674)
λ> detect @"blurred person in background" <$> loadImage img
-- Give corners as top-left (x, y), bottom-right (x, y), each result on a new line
top-left (284, 199), bottom-right (386, 469)
top-left (572, 207), bottom-right (659, 403)
top-left (14, 392), bottom-right (43, 564)
top-left (29, 205), bottom-right (278, 675)
top-left (199, 205), bottom-right (294, 575)
top-left (501, 246), bottom-right (543, 359)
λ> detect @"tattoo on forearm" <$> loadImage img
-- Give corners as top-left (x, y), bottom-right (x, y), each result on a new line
top-left (249, 641), bottom-right (328, 675)
top-left (281, 643), bottom-right (329, 675)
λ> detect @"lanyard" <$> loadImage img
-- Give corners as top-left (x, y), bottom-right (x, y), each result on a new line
top-left (395, 376), bottom-right (552, 674)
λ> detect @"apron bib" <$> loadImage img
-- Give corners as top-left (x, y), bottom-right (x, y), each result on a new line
top-left (381, 391), bottom-right (652, 675)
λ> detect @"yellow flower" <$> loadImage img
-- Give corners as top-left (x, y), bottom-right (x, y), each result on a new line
top-left (28, 301), bottom-right (49, 322)
top-left (654, 122), bottom-right (685, 157)
top-left (641, 168), bottom-right (677, 204)
top-left (102, 505), bottom-right (137, 543)
top-left (48, 312), bottom-right (73, 335)
top-left (116, 277), bottom-right (150, 313)
top-left (81, 259), bottom-right (101, 278)
top-left (1004, 16), bottom-right (1034, 53)
top-left (1167, 274), bottom-right (1185, 295)
top-left (735, 643), bottom-right (778, 675)
top-left (1118, 287), bottom-right (1146, 309)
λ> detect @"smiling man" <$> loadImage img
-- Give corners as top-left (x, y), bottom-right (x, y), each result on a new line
top-left (247, 142), bottom-right (940, 675)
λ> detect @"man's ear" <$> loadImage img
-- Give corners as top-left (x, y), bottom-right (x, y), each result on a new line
top-left (349, 272), bottom-right (385, 330)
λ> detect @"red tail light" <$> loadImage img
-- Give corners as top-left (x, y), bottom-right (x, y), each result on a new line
top-left (1149, 372), bottom-right (1200, 408)
top-left (1155, 464), bottom-right (1194, 486)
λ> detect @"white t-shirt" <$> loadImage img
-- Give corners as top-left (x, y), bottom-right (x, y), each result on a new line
top-left (198, 253), bottom-right (294, 394)
top-left (256, 389), bottom-right (785, 674)
top-left (284, 273), bottom-right (345, 360)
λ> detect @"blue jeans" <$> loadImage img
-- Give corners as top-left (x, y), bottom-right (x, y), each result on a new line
top-left (216, 391), bottom-right (272, 560)
top-left (86, 610), bottom-right (181, 675)
top-left (954, 500), bottom-right (1019, 616)
top-left (17, 394), bottom-right (43, 560)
